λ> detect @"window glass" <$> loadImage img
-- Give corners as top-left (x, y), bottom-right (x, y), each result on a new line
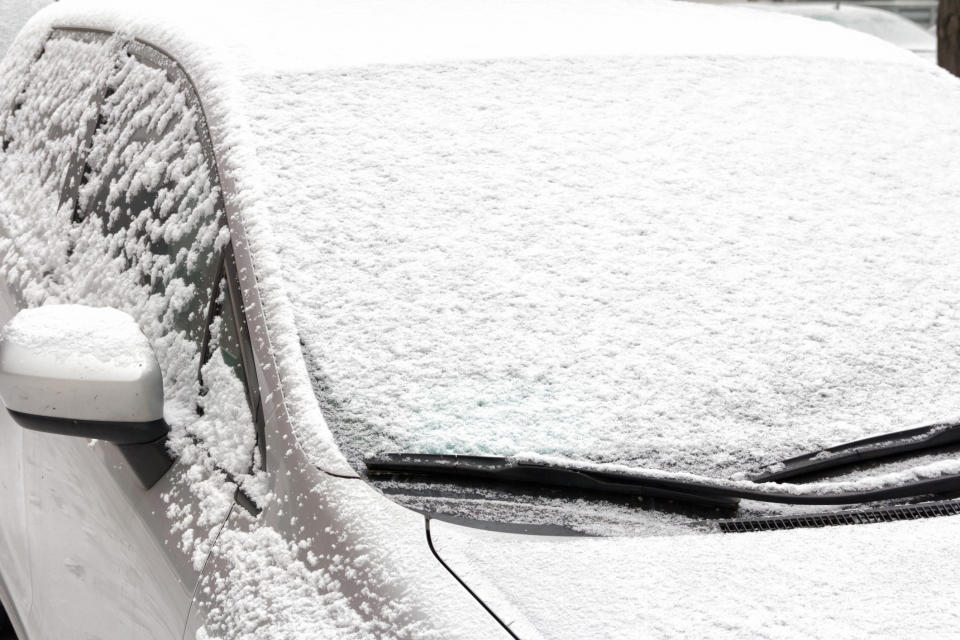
top-left (196, 272), bottom-right (259, 477)
top-left (61, 40), bottom-right (222, 403)
top-left (71, 43), bottom-right (222, 379)
top-left (0, 32), bottom-right (117, 304)
top-left (0, 31), bottom-right (258, 481)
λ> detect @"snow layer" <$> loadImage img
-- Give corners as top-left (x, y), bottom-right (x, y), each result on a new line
top-left (3, 2), bottom-right (959, 637)
top-left (1, 303), bottom-right (154, 373)
top-left (9, 0), bottom-right (957, 482)
top-left (745, 2), bottom-right (936, 56)
top-left (432, 515), bottom-right (960, 639)
top-left (251, 54), bottom-right (960, 479)
top-left (19, 0), bottom-right (923, 481)
top-left (0, 0), bottom-right (49, 57)
top-left (0, 22), bottom-right (263, 576)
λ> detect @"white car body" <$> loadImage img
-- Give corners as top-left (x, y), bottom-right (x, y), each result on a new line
top-left (0, 1), bottom-right (958, 639)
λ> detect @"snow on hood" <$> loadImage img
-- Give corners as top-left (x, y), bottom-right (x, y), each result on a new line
top-left (430, 516), bottom-right (960, 638)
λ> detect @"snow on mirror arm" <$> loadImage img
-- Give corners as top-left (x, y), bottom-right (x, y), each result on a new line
top-left (0, 304), bottom-right (173, 488)
top-left (365, 417), bottom-right (960, 511)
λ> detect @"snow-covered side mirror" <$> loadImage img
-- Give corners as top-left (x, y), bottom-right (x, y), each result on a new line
top-left (0, 305), bottom-right (172, 487)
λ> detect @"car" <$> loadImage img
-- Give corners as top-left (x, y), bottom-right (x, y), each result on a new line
top-left (1, 1), bottom-right (960, 638)
top-left (743, 1), bottom-right (937, 60)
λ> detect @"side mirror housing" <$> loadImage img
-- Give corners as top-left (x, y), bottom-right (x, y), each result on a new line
top-left (0, 305), bottom-right (172, 487)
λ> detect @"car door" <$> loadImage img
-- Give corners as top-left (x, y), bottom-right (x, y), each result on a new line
top-left (0, 277), bottom-right (27, 628)
top-left (0, 29), bottom-right (119, 628)
top-left (0, 30), bottom-right (261, 639)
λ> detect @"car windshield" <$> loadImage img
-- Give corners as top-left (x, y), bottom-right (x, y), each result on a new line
top-left (243, 54), bottom-right (960, 498)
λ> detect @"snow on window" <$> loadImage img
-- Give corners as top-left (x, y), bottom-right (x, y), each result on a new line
top-left (245, 56), bottom-right (960, 480)
top-left (196, 278), bottom-right (259, 478)
top-left (0, 31), bottom-right (262, 563)
top-left (0, 33), bottom-right (117, 303)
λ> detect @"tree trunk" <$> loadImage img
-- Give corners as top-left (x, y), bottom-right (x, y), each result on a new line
top-left (938, 0), bottom-right (960, 76)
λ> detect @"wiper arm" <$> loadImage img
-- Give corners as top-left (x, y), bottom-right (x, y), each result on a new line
top-left (755, 420), bottom-right (960, 482)
top-left (368, 453), bottom-right (741, 508)
top-left (365, 453), bottom-right (960, 509)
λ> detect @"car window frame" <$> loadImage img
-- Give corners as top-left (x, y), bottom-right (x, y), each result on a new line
top-left (46, 27), bottom-right (266, 471)
top-left (199, 242), bottom-right (267, 471)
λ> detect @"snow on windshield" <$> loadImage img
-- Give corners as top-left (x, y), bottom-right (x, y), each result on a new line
top-left (247, 55), bottom-right (960, 479)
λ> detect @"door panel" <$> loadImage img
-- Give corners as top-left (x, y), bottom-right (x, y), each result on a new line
top-left (0, 281), bottom-right (27, 616)
top-left (23, 435), bottom-right (196, 639)
top-left (0, 30), bottom-right (118, 625)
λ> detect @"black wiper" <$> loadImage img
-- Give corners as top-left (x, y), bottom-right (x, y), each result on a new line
top-left (365, 452), bottom-right (960, 509)
top-left (754, 420), bottom-right (960, 482)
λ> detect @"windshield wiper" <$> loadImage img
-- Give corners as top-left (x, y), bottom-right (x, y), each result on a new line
top-left (365, 452), bottom-right (960, 509)
top-left (754, 420), bottom-right (960, 482)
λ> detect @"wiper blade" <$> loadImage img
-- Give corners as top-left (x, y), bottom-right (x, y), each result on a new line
top-left (755, 420), bottom-right (960, 482)
top-left (365, 453), bottom-right (960, 509)
top-left (367, 453), bottom-right (741, 508)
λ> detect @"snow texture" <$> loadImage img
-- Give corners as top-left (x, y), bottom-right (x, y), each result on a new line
top-left (1, 303), bottom-right (154, 372)
top-left (3, 0), bottom-right (960, 637)
top-left (432, 515), bottom-right (960, 639)
top-left (0, 0), bottom-right (49, 57)
top-left (18, 0), bottom-right (921, 483)
top-left (252, 54), bottom-right (960, 481)
top-left (0, 25), bottom-right (262, 572)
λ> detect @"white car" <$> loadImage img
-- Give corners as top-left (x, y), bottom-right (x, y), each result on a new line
top-left (1, 1), bottom-right (959, 638)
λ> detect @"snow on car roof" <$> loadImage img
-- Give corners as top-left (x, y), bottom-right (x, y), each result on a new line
top-left (34, 0), bottom-right (915, 71)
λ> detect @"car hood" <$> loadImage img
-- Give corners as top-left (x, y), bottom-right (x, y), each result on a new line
top-left (429, 515), bottom-right (960, 638)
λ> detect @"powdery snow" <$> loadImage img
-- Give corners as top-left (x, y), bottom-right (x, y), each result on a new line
top-left (0, 303), bottom-right (155, 372)
top-left (744, 2), bottom-right (936, 58)
top-left (20, 0), bottom-right (923, 481)
top-left (3, 1), bottom-right (960, 638)
top-left (431, 515), bottom-right (960, 639)
top-left (0, 0), bottom-right (49, 56)
top-left (247, 54), bottom-right (960, 480)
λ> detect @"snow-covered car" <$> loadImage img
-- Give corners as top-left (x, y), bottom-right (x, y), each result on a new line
top-left (1, 1), bottom-right (960, 638)
top-left (744, 2), bottom-right (937, 60)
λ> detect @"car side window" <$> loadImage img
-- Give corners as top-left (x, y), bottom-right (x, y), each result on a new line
top-left (70, 41), bottom-right (223, 376)
top-left (1, 30), bottom-right (260, 480)
top-left (0, 31), bottom-right (117, 304)
top-left (196, 247), bottom-right (264, 476)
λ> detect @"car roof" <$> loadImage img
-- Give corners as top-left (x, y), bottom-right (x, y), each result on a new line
top-left (32, 0), bottom-right (914, 73)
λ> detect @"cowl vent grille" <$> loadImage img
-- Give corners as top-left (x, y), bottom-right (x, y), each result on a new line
top-left (718, 499), bottom-right (960, 533)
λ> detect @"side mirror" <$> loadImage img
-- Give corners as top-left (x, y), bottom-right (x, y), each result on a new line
top-left (0, 304), bottom-right (173, 487)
